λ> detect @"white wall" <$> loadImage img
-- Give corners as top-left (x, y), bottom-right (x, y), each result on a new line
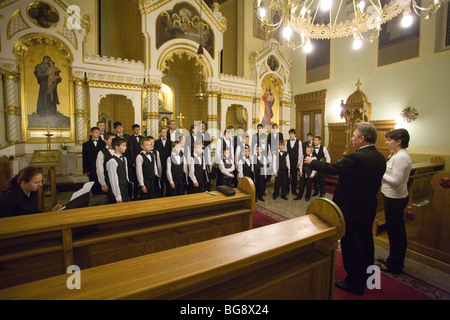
top-left (290, 25), bottom-right (450, 150)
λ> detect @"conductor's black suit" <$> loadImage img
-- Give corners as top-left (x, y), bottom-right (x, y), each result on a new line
top-left (310, 145), bottom-right (386, 293)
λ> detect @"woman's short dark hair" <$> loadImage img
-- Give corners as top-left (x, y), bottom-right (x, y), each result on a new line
top-left (385, 128), bottom-right (410, 149)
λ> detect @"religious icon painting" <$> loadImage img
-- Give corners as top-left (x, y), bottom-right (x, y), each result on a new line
top-left (267, 55), bottom-right (279, 72)
top-left (17, 35), bottom-right (75, 143)
top-left (26, 2), bottom-right (60, 29)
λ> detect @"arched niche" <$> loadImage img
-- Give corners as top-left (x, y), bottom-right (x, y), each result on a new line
top-left (98, 94), bottom-right (136, 135)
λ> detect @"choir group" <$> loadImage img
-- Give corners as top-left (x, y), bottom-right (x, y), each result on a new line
top-left (82, 120), bottom-right (331, 204)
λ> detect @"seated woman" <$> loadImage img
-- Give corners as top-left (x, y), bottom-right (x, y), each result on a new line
top-left (0, 166), bottom-right (62, 218)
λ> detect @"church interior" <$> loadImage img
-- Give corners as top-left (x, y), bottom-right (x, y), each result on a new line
top-left (0, 0), bottom-right (449, 301)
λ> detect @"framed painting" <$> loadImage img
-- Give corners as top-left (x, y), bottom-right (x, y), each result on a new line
top-left (16, 35), bottom-right (75, 143)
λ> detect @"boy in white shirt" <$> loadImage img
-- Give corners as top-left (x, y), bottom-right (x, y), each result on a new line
top-left (136, 137), bottom-right (160, 200)
top-left (188, 143), bottom-right (209, 193)
top-left (166, 141), bottom-right (188, 196)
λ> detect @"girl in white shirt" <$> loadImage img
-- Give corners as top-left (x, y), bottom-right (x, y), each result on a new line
top-left (379, 129), bottom-right (412, 274)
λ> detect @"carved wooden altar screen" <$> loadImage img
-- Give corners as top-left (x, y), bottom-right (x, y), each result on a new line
top-left (327, 81), bottom-right (396, 162)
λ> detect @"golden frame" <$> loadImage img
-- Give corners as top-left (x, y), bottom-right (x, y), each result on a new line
top-left (15, 33), bottom-right (75, 143)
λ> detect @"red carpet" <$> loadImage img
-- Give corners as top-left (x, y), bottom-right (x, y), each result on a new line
top-left (252, 204), bottom-right (289, 228)
top-left (333, 251), bottom-right (435, 300)
top-left (252, 206), bottom-right (446, 300)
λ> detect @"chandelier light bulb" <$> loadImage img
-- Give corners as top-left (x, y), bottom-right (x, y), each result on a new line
top-left (300, 6), bottom-right (307, 18)
top-left (359, 1), bottom-right (366, 12)
top-left (321, 0), bottom-right (332, 12)
top-left (353, 37), bottom-right (362, 50)
top-left (303, 39), bottom-right (313, 53)
top-left (283, 26), bottom-right (293, 40)
top-left (401, 14), bottom-right (413, 28)
top-left (259, 8), bottom-right (267, 19)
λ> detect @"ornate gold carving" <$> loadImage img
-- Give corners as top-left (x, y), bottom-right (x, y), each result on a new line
top-left (221, 93), bottom-right (253, 102)
top-left (13, 33), bottom-right (73, 62)
top-left (207, 115), bottom-right (218, 122)
top-left (3, 71), bottom-right (19, 81)
top-left (29, 150), bottom-right (61, 166)
top-left (87, 80), bottom-right (143, 91)
top-left (73, 77), bottom-right (84, 86)
top-left (146, 112), bottom-right (159, 119)
top-left (74, 109), bottom-right (86, 118)
top-left (5, 105), bottom-right (20, 116)
top-left (253, 118), bottom-right (260, 125)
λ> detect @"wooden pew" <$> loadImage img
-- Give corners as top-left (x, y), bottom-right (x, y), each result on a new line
top-left (0, 177), bottom-right (255, 289)
top-left (373, 156), bottom-right (445, 235)
top-left (406, 172), bottom-right (450, 267)
top-left (0, 198), bottom-right (345, 300)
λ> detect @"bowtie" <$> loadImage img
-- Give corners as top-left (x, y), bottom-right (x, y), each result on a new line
top-left (93, 140), bottom-right (97, 142)
top-left (291, 139), bottom-right (295, 141)
top-left (147, 151), bottom-right (153, 155)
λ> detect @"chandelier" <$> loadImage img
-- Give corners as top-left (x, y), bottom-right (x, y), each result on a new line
top-left (255, 0), bottom-right (448, 52)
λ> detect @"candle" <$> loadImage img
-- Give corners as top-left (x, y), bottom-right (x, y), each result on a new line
top-left (47, 123), bottom-right (50, 135)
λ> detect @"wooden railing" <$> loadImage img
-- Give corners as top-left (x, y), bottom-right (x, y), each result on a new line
top-left (0, 198), bottom-right (345, 300)
top-left (0, 177), bottom-right (255, 289)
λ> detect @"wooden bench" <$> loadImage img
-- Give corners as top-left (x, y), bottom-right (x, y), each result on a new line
top-left (0, 198), bottom-right (345, 300)
top-left (406, 172), bottom-right (450, 268)
top-left (373, 156), bottom-right (445, 235)
top-left (0, 177), bottom-right (255, 289)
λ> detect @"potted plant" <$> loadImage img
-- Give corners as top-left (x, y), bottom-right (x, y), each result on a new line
top-left (59, 143), bottom-right (69, 155)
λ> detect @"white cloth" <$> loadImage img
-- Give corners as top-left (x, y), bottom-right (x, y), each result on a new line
top-left (381, 149), bottom-right (412, 199)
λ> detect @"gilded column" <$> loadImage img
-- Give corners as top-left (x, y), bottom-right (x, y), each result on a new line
top-left (147, 84), bottom-right (160, 138)
top-left (74, 78), bottom-right (86, 145)
top-left (207, 91), bottom-right (219, 141)
top-left (279, 100), bottom-right (290, 136)
top-left (252, 97), bottom-right (261, 130)
top-left (4, 72), bottom-right (20, 144)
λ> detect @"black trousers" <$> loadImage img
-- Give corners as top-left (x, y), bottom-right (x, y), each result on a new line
top-left (340, 220), bottom-right (374, 292)
top-left (298, 176), bottom-right (313, 198)
top-left (383, 195), bottom-right (409, 271)
top-left (273, 170), bottom-right (288, 197)
top-left (289, 165), bottom-right (299, 193)
top-left (140, 178), bottom-right (158, 200)
top-left (313, 172), bottom-right (326, 194)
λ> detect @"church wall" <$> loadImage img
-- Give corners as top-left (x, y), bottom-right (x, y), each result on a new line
top-left (71, 0), bottom-right (97, 56)
top-left (290, 17), bottom-right (450, 162)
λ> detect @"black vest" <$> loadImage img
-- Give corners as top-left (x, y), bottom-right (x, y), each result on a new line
top-left (193, 155), bottom-right (205, 180)
top-left (112, 156), bottom-right (127, 186)
top-left (287, 139), bottom-right (300, 161)
top-left (243, 158), bottom-right (254, 179)
top-left (171, 158), bottom-right (184, 182)
top-left (313, 145), bottom-right (325, 160)
top-left (278, 152), bottom-right (288, 171)
top-left (141, 152), bottom-right (156, 182)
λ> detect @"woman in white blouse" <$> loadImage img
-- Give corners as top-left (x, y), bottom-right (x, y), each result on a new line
top-left (379, 129), bottom-right (412, 274)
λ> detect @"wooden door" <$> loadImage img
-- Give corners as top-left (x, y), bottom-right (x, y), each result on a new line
top-left (294, 90), bottom-right (327, 142)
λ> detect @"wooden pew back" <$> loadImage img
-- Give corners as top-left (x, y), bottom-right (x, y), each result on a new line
top-left (0, 198), bottom-right (344, 300)
top-left (0, 178), bottom-right (255, 289)
top-left (373, 157), bottom-right (445, 235)
top-left (408, 172), bottom-right (450, 264)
